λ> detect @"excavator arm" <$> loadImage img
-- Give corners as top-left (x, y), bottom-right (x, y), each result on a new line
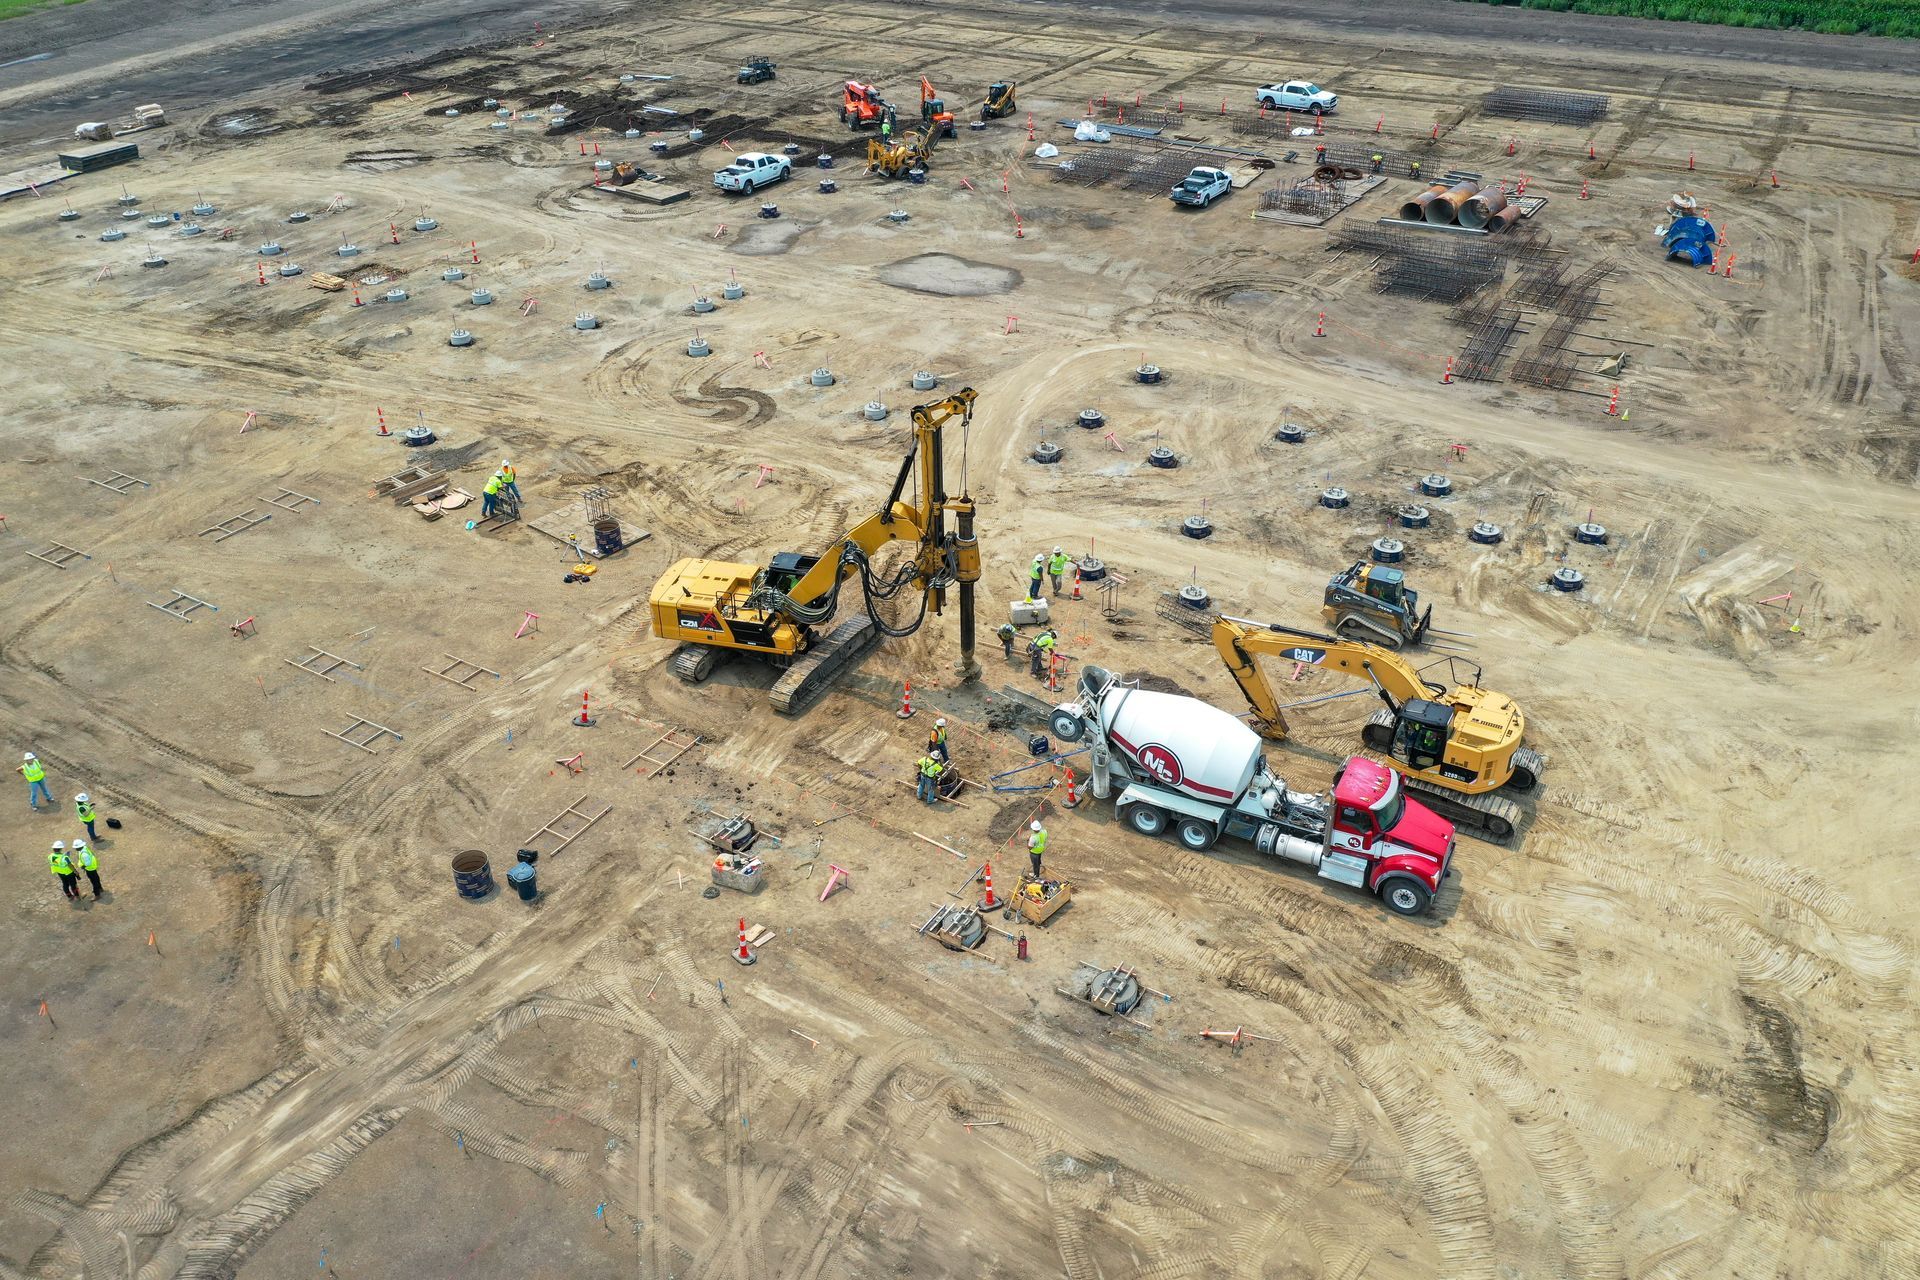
top-left (1212, 615), bottom-right (1450, 741)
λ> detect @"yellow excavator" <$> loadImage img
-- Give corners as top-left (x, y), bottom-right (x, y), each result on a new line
top-left (647, 391), bottom-right (983, 713)
top-left (1211, 614), bottom-right (1544, 840)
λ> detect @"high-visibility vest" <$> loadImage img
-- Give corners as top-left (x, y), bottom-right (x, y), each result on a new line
top-left (1028, 828), bottom-right (1048, 856)
top-left (1048, 553), bottom-right (1069, 575)
top-left (484, 475), bottom-right (502, 496)
top-left (22, 760), bottom-right (45, 783)
top-left (48, 851), bottom-right (73, 875)
top-left (918, 756), bottom-right (941, 779)
top-left (499, 466), bottom-right (516, 485)
top-left (76, 798), bottom-right (96, 822)
top-left (928, 727), bottom-right (946, 749)
top-left (76, 845), bottom-right (97, 871)
top-left (1036, 633), bottom-right (1055, 653)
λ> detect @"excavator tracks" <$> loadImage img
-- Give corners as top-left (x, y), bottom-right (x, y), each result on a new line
top-left (670, 644), bottom-right (725, 684)
top-left (1405, 778), bottom-right (1525, 843)
top-left (769, 615), bottom-right (879, 715)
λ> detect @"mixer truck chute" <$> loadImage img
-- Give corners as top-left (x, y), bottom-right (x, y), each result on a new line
top-left (1049, 666), bottom-right (1455, 916)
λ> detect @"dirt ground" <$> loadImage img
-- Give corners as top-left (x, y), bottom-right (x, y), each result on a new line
top-left (2, 0), bottom-right (1918, 1276)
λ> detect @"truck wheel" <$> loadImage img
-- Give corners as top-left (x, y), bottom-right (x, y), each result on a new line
top-left (1049, 709), bottom-right (1085, 742)
top-left (1176, 818), bottom-right (1217, 851)
top-left (742, 180), bottom-right (755, 196)
top-left (1377, 876), bottom-right (1432, 916)
top-left (1126, 804), bottom-right (1168, 837)
top-left (1310, 103), bottom-right (1325, 116)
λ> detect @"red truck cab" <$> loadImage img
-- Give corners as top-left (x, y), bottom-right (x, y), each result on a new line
top-left (1331, 757), bottom-right (1455, 914)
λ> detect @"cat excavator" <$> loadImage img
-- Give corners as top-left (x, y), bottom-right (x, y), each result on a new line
top-left (1211, 614), bottom-right (1544, 840)
top-left (647, 391), bottom-right (984, 714)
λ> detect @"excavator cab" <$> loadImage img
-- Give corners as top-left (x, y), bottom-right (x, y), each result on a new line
top-left (920, 77), bottom-right (956, 138)
top-left (765, 551), bottom-right (818, 594)
top-left (1391, 699), bottom-right (1453, 772)
top-left (982, 81), bottom-right (1017, 121)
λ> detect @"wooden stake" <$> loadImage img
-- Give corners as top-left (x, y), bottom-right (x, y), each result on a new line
top-left (913, 832), bottom-right (968, 860)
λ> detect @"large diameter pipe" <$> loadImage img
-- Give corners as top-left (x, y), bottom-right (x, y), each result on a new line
top-left (1396, 182), bottom-right (1449, 220)
top-left (1457, 187), bottom-right (1508, 230)
top-left (1422, 179), bottom-right (1480, 226)
top-left (1484, 205), bottom-right (1523, 234)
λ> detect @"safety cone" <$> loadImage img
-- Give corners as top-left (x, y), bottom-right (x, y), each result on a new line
top-left (1770, 170), bottom-right (1779, 188)
top-left (388, 221), bottom-right (399, 245)
top-left (1071, 569), bottom-right (1083, 600)
top-left (1313, 312), bottom-right (1326, 338)
top-left (1430, 123), bottom-right (1439, 141)
top-left (1687, 151), bottom-right (1695, 171)
top-left (470, 240), bottom-right (480, 264)
top-left (1588, 141), bottom-right (1595, 160)
top-left (573, 689), bottom-right (594, 726)
top-left (897, 681), bottom-right (915, 719)
top-left (1442, 357), bottom-right (1454, 385)
top-left (980, 862), bottom-right (998, 910)
top-left (1506, 137), bottom-right (1516, 157)
top-left (1579, 178), bottom-right (1590, 200)
top-left (734, 918), bottom-right (755, 966)
top-left (1723, 253), bottom-right (1736, 279)
top-left (1374, 115), bottom-right (1383, 133)
top-left (1063, 768), bottom-right (1079, 808)
top-left (351, 284), bottom-right (363, 307)
top-left (1313, 114), bottom-right (1323, 136)
top-left (257, 262), bottom-right (267, 286)
top-left (1606, 386), bottom-right (1620, 417)
top-left (375, 407), bottom-right (390, 436)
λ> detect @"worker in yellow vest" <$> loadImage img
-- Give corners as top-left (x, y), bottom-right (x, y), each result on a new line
top-left (72, 839), bottom-right (103, 900)
top-left (1027, 820), bottom-right (1048, 878)
top-left (1047, 547), bottom-right (1071, 595)
top-left (915, 754), bottom-right (944, 804)
top-left (19, 752), bottom-right (52, 810)
top-left (495, 459), bottom-right (519, 500)
top-left (928, 718), bottom-right (949, 764)
top-left (75, 792), bottom-right (98, 841)
top-left (482, 472), bottom-right (503, 518)
top-left (48, 841), bottom-right (80, 901)
top-left (1029, 628), bottom-right (1056, 679)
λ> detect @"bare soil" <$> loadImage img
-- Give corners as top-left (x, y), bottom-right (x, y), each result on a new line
top-left (2, 1), bottom-right (1918, 1277)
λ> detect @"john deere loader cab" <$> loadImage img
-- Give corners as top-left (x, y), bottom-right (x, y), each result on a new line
top-left (1322, 561), bottom-right (1431, 649)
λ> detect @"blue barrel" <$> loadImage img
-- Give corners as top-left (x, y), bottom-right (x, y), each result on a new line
top-left (452, 849), bottom-right (494, 899)
top-left (508, 860), bottom-right (537, 901)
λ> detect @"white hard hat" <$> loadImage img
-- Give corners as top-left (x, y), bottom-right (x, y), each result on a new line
top-left (1030, 820), bottom-right (1042, 831)
top-left (935, 718), bottom-right (946, 727)
top-left (1032, 553), bottom-right (1043, 561)
top-left (501, 459), bottom-right (511, 468)
top-left (76, 792), bottom-right (89, 804)
top-left (1053, 546), bottom-right (1062, 554)
top-left (72, 838), bottom-right (87, 848)
top-left (51, 840), bottom-right (65, 850)
top-left (23, 752), bottom-right (34, 760)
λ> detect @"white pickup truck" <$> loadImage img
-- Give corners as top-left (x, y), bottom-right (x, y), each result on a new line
top-left (1169, 166), bottom-right (1232, 208)
top-left (1256, 80), bottom-right (1338, 115)
top-left (712, 151), bottom-right (792, 194)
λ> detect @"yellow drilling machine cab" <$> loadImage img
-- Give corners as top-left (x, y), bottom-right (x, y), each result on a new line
top-left (648, 391), bottom-right (984, 713)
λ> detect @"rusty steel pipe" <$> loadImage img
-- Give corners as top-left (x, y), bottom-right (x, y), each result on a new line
top-left (1396, 182), bottom-right (1449, 220)
top-left (1484, 205), bottom-right (1524, 234)
top-left (1458, 187), bottom-right (1508, 230)
top-left (1422, 179), bottom-right (1480, 226)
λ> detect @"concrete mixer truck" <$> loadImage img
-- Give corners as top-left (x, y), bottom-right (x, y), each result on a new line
top-left (1048, 665), bottom-right (1456, 916)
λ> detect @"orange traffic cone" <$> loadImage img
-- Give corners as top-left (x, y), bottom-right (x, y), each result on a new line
top-left (1063, 768), bottom-right (1079, 808)
top-left (1070, 569), bottom-right (1083, 600)
top-left (897, 681), bottom-right (915, 719)
top-left (734, 918), bottom-right (755, 965)
top-left (980, 862), bottom-right (998, 910)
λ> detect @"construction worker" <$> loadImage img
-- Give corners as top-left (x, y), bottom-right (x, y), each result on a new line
top-left (916, 753), bottom-right (944, 804)
top-left (1370, 153), bottom-right (1384, 174)
top-left (494, 459), bottom-right (520, 501)
top-left (72, 839), bottom-right (102, 899)
top-left (75, 792), bottom-right (98, 841)
top-left (1409, 158), bottom-right (1422, 180)
top-left (49, 841), bottom-right (79, 901)
top-left (482, 471), bottom-right (503, 518)
top-left (19, 752), bottom-right (51, 810)
top-left (928, 717), bottom-right (949, 764)
top-left (1027, 820), bottom-right (1048, 878)
top-left (1047, 547), bottom-right (1071, 595)
top-left (1027, 553), bottom-right (1045, 601)
top-left (997, 622), bottom-right (1017, 660)
top-left (1032, 628), bottom-right (1057, 681)
top-left (880, 114), bottom-right (893, 142)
